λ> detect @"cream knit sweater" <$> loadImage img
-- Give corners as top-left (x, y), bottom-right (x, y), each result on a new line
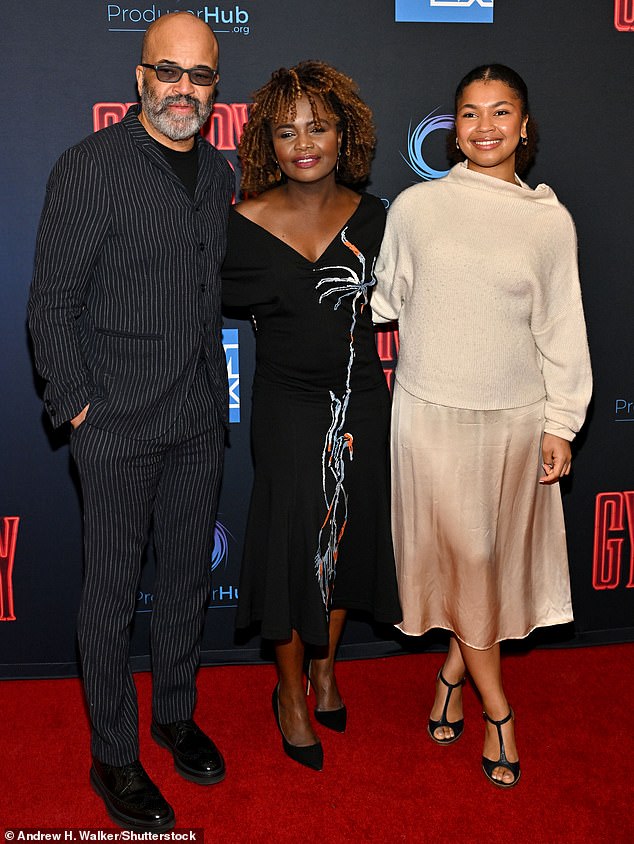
top-left (372, 162), bottom-right (592, 441)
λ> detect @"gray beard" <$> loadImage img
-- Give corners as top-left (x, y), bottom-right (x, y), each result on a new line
top-left (140, 85), bottom-right (214, 141)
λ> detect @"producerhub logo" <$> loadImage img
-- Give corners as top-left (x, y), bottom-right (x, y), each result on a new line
top-left (136, 519), bottom-right (235, 611)
top-left (403, 109), bottom-right (454, 181)
top-left (396, 0), bottom-right (494, 24)
top-left (106, 3), bottom-right (252, 35)
top-left (614, 398), bottom-right (634, 422)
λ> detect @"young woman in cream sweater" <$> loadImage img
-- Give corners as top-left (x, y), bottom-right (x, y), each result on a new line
top-left (372, 64), bottom-right (592, 788)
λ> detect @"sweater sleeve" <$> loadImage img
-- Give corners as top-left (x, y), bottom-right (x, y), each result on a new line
top-left (530, 209), bottom-right (592, 440)
top-left (28, 145), bottom-right (111, 427)
top-left (371, 194), bottom-right (413, 324)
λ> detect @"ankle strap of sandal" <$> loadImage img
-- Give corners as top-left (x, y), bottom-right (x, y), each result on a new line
top-left (482, 708), bottom-right (513, 727)
top-left (438, 669), bottom-right (466, 690)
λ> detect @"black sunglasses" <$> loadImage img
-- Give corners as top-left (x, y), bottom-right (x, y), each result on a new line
top-left (141, 64), bottom-right (218, 86)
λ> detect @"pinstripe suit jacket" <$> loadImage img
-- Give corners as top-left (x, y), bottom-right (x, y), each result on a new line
top-left (29, 106), bottom-right (233, 439)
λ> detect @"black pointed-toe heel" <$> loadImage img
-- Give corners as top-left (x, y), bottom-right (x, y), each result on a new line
top-left (482, 709), bottom-right (521, 788)
top-left (306, 660), bottom-right (347, 733)
top-left (314, 705), bottom-right (347, 733)
top-left (427, 669), bottom-right (465, 745)
top-left (272, 685), bottom-right (323, 771)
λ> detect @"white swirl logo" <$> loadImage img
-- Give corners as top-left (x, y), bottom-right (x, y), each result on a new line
top-left (402, 109), bottom-right (455, 181)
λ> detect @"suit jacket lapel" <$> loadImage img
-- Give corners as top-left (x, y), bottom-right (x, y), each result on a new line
top-left (194, 135), bottom-right (219, 204)
top-left (122, 105), bottom-right (222, 203)
top-left (122, 106), bottom-right (185, 186)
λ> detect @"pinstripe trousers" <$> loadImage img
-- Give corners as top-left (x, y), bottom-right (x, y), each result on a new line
top-left (71, 366), bottom-right (224, 765)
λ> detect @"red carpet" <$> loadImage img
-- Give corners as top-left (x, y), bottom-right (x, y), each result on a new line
top-left (2, 646), bottom-right (633, 843)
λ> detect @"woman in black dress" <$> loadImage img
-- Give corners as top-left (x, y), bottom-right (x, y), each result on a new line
top-left (222, 61), bottom-right (401, 771)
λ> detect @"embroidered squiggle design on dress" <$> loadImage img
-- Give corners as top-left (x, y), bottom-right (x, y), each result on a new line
top-left (313, 226), bottom-right (377, 610)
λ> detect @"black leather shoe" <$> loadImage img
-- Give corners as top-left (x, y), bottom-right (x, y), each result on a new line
top-left (151, 719), bottom-right (226, 785)
top-left (90, 758), bottom-right (175, 832)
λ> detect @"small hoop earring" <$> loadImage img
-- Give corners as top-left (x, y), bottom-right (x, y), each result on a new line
top-left (520, 136), bottom-right (528, 146)
top-left (455, 137), bottom-right (460, 150)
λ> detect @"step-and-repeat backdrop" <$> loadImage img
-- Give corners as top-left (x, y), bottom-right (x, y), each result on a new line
top-left (2, 1), bottom-right (632, 677)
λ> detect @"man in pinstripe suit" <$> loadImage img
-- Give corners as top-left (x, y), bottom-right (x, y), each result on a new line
top-left (28, 13), bottom-right (233, 832)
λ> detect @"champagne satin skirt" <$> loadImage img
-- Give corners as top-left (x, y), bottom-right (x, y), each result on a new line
top-left (391, 383), bottom-right (573, 649)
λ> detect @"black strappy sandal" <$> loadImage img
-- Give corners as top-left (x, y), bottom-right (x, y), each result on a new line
top-left (427, 669), bottom-right (465, 745)
top-left (482, 709), bottom-right (521, 788)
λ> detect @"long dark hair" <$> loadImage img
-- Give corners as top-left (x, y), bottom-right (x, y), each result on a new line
top-left (447, 64), bottom-right (537, 175)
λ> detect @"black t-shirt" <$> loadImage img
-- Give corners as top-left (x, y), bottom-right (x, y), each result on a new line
top-left (155, 140), bottom-right (198, 199)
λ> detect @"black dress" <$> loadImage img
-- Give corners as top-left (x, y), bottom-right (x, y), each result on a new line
top-left (222, 193), bottom-right (401, 646)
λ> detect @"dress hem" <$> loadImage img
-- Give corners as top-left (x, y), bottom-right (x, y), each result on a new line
top-left (236, 604), bottom-right (402, 647)
top-left (395, 615), bottom-right (574, 651)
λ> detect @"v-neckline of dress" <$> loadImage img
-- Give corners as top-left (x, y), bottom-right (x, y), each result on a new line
top-left (233, 194), bottom-right (366, 265)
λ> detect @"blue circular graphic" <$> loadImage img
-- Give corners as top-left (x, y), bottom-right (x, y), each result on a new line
top-left (211, 520), bottom-right (230, 572)
top-left (402, 109), bottom-right (455, 181)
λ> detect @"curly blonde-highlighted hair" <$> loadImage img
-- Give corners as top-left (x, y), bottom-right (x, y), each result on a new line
top-left (238, 60), bottom-right (376, 195)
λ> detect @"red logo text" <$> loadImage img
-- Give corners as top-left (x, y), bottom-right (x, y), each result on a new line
top-left (92, 102), bottom-right (249, 149)
top-left (615, 0), bottom-right (634, 30)
top-left (0, 516), bottom-right (19, 621)
top-left (592, 492), bottom-right (634, 589)
top-left (375, 327), bottom-right (399, 391)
